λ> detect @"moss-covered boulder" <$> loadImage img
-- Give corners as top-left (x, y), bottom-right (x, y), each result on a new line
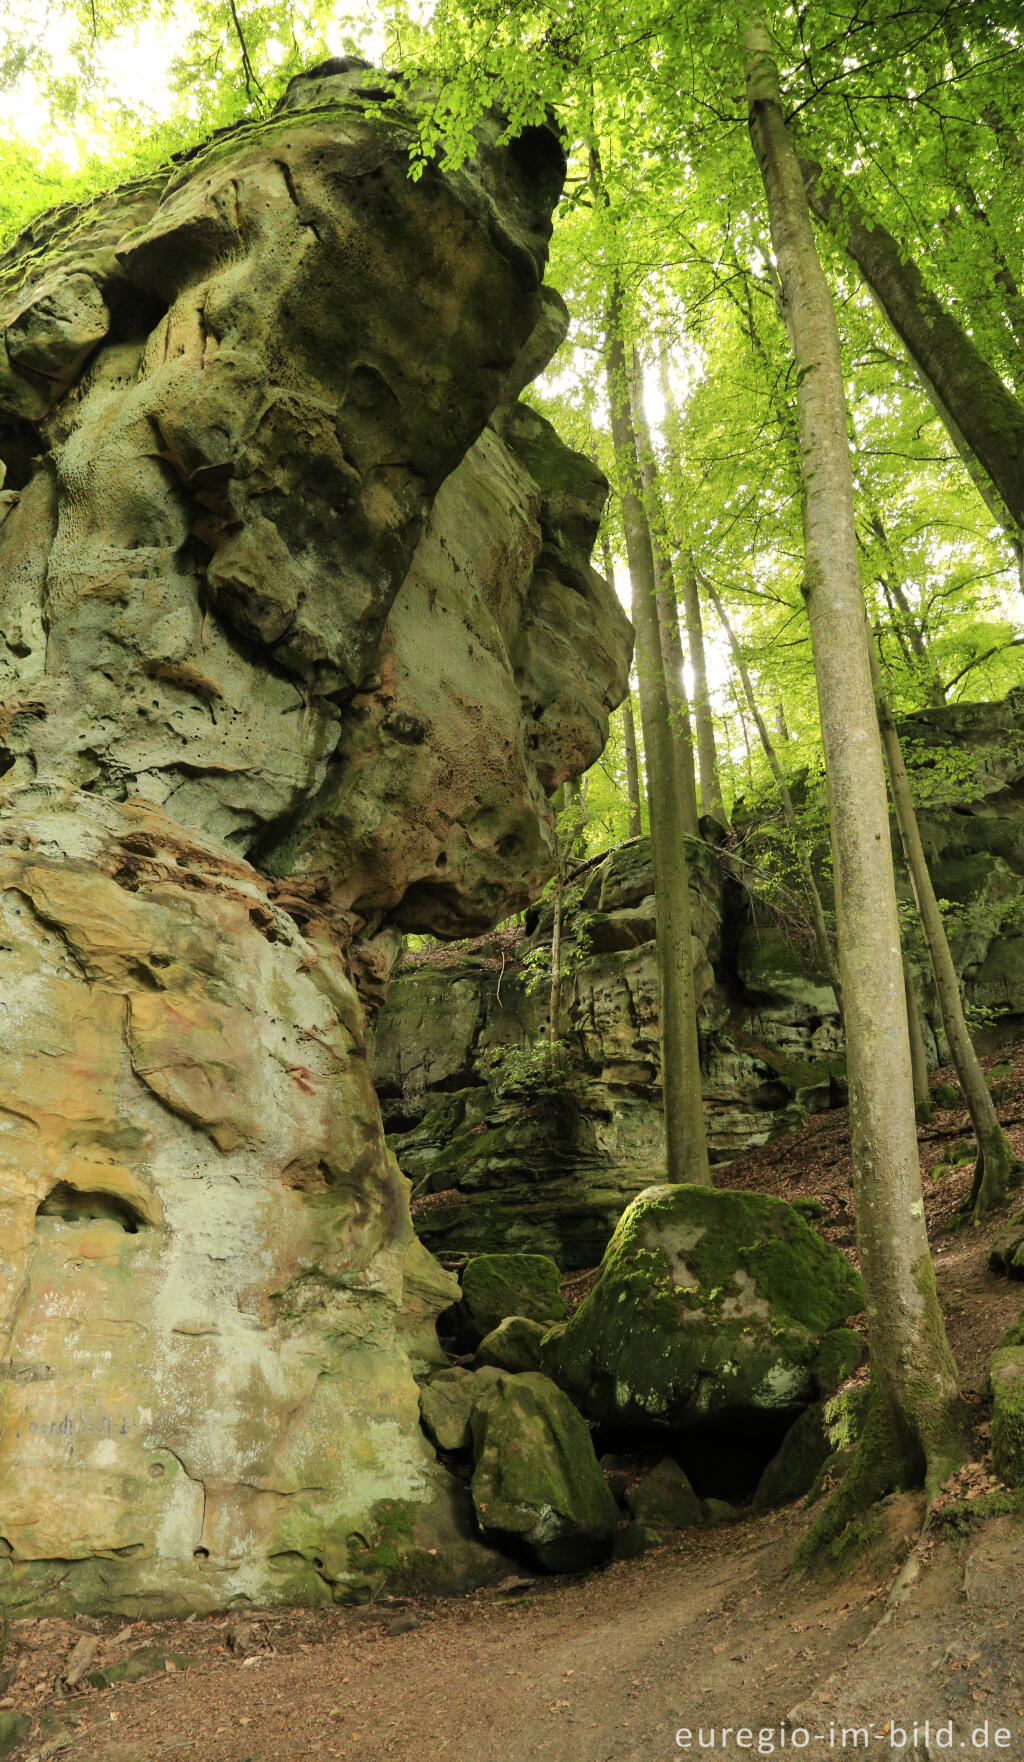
top-left (990, 1347), bottom-right (1024, 1486)
top-left (545, 1184), bottom-right (864, 1435)
top-left (990, 1213), bottom-right (1024, 1280)
top-left (474, 1315), bottom-right (549, 1373)
top-left (626, 1458), bottom-right (702, 1530)
top-left (469, 1372), bottom-right (618, 1571)
top-left (0, 1713), bottom-right (30, 1757)
top-left (453, 1252), bottom-right (566, 1347)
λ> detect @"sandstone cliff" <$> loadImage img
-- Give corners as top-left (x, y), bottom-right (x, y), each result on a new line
top-left (0, 61), bottom-right (630, 1614)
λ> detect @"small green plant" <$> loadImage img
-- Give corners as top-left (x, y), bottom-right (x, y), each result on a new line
top-left (485, 1037), bottom-right (579, 1099)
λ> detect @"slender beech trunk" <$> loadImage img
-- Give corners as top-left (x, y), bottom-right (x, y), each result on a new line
top-left (629, 349), bottom-right (700, 834)
top-left (732, 678), bottom-right (756, 790)
top-left (621, 694), bottom-right (643, 838)
top-left (705, 576), bottom-right (841, 1005)
top-left (867, 635), bottom-right (1018, 1220)
top-left (903, 950), bottom-right (932, 1119)
top-left (601, 529), bottom-right (645, 839)
top-left (603, 277), bottom-right (710, 1187)
top-left (678, 553), bottom-right (726, 824)
top-left (658, 355), bottom-right (727, 824)
top-left (743, 17), bottom-right (964, 1538)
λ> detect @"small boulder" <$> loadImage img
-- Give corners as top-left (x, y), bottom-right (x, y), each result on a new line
top-left (612, 1520), bottom-right (662, 1560)
top-left (753, 1380), bottom-right (870, 1511)
top-left (702, 1497), bottom-right (737, 1524)
top-left (545, 1184), bottom-right (864, 1433)
top-left (991, 1215), bottom-right (1024, 1280)
top-left (474, 1315), bottom-right (549, 1373)
top-left (626, 1458), bottom-right (702, 1530)
top-left (419, 1365), bottom-right (502, 1452)
top-left (990, 1346), bottom-right (1024, 1485)
top-left (470, 1371), bottom-right (618, 1571)
top-left (0, 1713), bottom-right (29, 1757)
top-left (453, 1252), bottom-right (566, 1347)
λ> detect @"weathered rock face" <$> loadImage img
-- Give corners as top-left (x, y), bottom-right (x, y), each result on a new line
top-left (0, 65), bottom-right (631, 1613)
top-left (375, 693), bottom-right (1024, 1267)
top-left (376, 835), bottom-right (845, 1266)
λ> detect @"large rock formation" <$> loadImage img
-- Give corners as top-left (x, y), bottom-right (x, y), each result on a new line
top-left (375, 693), bottom-right (1024, 1266)
top-left (0, 63), bottom-right (631, 1614)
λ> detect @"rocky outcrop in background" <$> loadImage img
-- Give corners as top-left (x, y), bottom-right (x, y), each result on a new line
top-left (0, 61), bottom-right (630, 1614)
top-left (375, 693), bottom-right (1024, 1267)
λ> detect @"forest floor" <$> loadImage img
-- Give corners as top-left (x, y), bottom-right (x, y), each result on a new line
top-left (5, 1045), bottom-right (1024, 1762)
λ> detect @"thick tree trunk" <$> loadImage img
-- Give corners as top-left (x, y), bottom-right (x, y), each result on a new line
top-left (744, 16), bottom-right (964, 1536)
top-left (802, 158), bottom-right (1024, 556)
top-left (604, 282), bottom-right (710, 1187)
top-left (621, 694), bottom-right (643, 838)
top-left (629, 350), bottom-right (700, 834)
top-left (867, 635), bottom-right (1018, 1220)
top-left (706, 576), bottom-right (841, 1005)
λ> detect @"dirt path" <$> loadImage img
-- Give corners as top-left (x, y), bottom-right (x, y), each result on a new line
top-left (9, 1502), bottom-right (1024, 1762)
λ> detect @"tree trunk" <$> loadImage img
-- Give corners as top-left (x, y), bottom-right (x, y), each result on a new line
top-left (621, 693), bottom-right (643, 838)
top-left (678, 551), bottom-right (726, 824)
top-left (903, 950), bottom-right (932, 1120)
top-left (600, 488), bottom-right (646, 843)
top-left (657, 354), bottom-right (727, 825)
top-left (743, 16), bottom-right (964, 1539)
top-left (705, 575), bottom-right (841, 1004)
top-left (629, 348), bottom-right (700, 834)
top-left (549, 861), bottom-right (563, 1053)
top-left (802, 157), bottom-right (1024, 557)
top-left (603, 276), bottom-right (710, 1187)
top-left (867, 634), bottom-right (1018, 1220)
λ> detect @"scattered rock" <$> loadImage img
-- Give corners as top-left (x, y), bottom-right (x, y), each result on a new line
top-left (612, 1521), bottom-right (663, 1560)
top-left (0, 1713), bottom-right (29, 1756)
top-left (474, 1316), bottom-right (549, 1373)
top-left (626, 1459), bottom-right (703, 1530)
top-left (419, 1367), bottom-right (502, 1452)
top-left (451, 1254), bottom-right (566, 1348)
top-left (469, 1372), bottom-right (619, 1571)
top-left (933, 1082), bottom-right (963, 1108)
top-left (702, 1498), bottom-right (738, 1524)
top-left (989, 1346), bottom-right (1024, 1484)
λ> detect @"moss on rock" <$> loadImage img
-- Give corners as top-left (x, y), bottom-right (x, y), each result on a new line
top-left (454, 1252), bottom-right (566, 1347)
top-left (626, 1458), bottom-right (702, 1529)
top-left (469, 1372), bottom-right (618, 1571)
top-left (990, 1346), bottom-right (1024, 1486)
top-left (474, 1316), bottom-right (549, 1373)
top-left (544, 1184), bottom-right (863, 1432)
